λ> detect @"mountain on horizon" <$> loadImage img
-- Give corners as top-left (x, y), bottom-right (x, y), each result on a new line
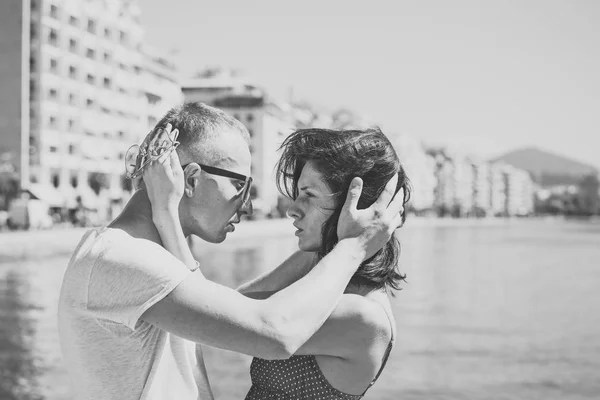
top-left (492, 147), bottom-right (598, 187)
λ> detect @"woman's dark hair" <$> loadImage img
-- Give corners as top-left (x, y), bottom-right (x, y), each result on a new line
top-left (275, 127), bottom-right (411, 293)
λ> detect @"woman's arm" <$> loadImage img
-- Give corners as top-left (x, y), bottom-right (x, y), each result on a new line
top-left (142, 126), bottom-right (198, 271)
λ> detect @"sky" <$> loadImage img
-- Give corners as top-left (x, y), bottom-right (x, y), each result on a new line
top-left (141, 0), bottom-right (600, 168)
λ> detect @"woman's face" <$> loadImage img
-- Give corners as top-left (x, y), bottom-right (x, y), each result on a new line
top-left (287, 161), bottom-right (336, 252)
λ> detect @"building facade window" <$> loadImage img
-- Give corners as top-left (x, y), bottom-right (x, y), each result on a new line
top-left (49, 116), bottom-right (57, 128)
top-left (49, 4), bottom-right (59, 19)
top-left (68, 65), bottom-right (77, 79)
top-left (69, 16), bottom-right (78, 26)
top-left (29, 80), bottom-right (36, 101)
top-left (103, 52), bottom-right (111, 63)
top-left (103, 27), bottom-right (111, 39)
top-left (247, 114), bottom-right (254, 122)
top-left (86, 74), bottom-right (95, 85)
top-left (68, 119), bottom-right (76, 131)
top-left (87, 19), bottom-right (96, 34)
top-left (51, 172), bottom-right (60, 188)
top-left (50, 58), bottom-right (58, 73)
top-left (86, 98), bottom-right (94, 108)
top-left (48, 88), bottom-right (58, 100)
top-left (68, 93), bottom-right (76, 105)
top-left (70, 173), bottom-right (78, 188)
top-left (119, 30), bottom-right (127, 44)
top-left (69, 38), bottom-right (78, 53)
top-left (30, 57), bottom-right (36, 72)
top-left (103, 77), bottom-right (112, 89)
top-left (86, 48), bottom-right (95, 59)
top-left (48, 29), bottom-right (58, 46)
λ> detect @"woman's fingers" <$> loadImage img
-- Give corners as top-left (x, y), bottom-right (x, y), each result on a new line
top-left (149, 123), bottom-right (172, 156)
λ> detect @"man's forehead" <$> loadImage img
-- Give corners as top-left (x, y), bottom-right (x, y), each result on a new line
top-left (203, 131), bottom-right (251, 173)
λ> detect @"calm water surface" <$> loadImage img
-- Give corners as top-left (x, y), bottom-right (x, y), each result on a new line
top-left (1, 220), bottom-right (599, 400)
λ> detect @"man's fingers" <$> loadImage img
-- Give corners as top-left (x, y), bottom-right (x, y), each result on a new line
top-left (391, 212), bottom-right (404, 231)
top-left (387, 186), bottom-right (405, 216)
top-left (342, 177), bottom-right (363, 212)
top-left (373, 173), bottom-right (398, 209)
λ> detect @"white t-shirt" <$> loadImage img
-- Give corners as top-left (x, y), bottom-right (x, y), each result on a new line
top-left (58, 227), bottom-right (213, 400)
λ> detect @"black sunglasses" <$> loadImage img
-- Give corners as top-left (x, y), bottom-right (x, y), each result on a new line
top-left (182, 163), bottom-right (253, 207)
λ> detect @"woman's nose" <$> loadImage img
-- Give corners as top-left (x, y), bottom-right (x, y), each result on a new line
top-left (286, 199), bottom-right (302, 219)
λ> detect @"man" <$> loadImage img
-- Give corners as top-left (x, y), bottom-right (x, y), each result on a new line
top-left (58, 102), bottom-right (404, 400)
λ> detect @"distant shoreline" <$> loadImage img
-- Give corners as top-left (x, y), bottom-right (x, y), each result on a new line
top-left (0, 216), bottom-right (593, 262)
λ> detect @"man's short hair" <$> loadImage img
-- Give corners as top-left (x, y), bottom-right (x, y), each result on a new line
top-left (155, 102), bottom-right (250, 162)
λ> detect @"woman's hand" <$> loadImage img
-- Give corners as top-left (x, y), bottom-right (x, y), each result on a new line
top-left (142, 124), bottom-right (184, 214)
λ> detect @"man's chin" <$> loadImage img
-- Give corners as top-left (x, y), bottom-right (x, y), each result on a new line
top-left (193, 231), bottom-right (227, 244)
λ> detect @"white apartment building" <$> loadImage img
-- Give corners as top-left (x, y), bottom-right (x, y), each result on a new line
top-left (470, 158), bottom-right (492, 215)
top-left (503, 165), bottom-right (535, 216)
top-left (139, 45), bottom-right (183, 139)
top-left (452, 154), bottom-right (475, 215)
top-left (489, 163), bottom-right (508, 216)
top-left (434, 157), bottom-right (456, 214)
top-left (0, 0), bottom-right (181, 217)
top-left (390, 134), bottom-right (436, 212)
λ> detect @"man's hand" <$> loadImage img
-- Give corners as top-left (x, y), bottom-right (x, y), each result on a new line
top-left (337, 175), bottom-right (405, 260)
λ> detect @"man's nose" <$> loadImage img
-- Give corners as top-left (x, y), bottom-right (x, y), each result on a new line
top-left (240, 199), bottom-right (253, 216)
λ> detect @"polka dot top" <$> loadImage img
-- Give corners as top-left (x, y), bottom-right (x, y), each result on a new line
top-left (245, 307), bottom-right (395, 400)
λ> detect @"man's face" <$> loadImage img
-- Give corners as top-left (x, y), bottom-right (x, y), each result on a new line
top-left (180, 131), bottom-right (253, 243)
top-left (286, 161), bottom-right (336, 252)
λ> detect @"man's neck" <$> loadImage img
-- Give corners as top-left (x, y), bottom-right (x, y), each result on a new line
top-left (108, 190), bottom-right (164, 245)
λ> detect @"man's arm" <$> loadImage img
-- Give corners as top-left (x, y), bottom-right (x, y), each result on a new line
top-left (142, 237), bottom-right (367, 360)
top-left (236, 250), bottom-right (316, 297)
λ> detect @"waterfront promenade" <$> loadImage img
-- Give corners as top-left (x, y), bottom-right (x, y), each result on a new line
top-left (0, 216), bottom-right (540, 261)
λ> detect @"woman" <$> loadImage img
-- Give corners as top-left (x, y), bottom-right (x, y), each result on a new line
top-left (238, 127), bottom-right (411, 399)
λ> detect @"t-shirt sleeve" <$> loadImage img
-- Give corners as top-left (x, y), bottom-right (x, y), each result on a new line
top-left (86, 236), bottom-right (192, 331)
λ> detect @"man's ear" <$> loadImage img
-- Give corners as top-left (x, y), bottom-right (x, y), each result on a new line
top-left (184, 164), bottom-right (202, 197)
